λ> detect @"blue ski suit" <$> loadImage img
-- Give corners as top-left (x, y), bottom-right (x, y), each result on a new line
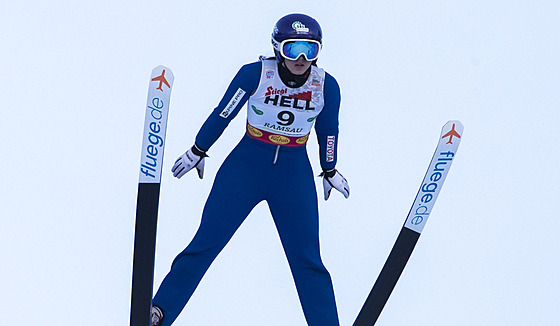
top-left (153, 59), bottom-right (342, 326)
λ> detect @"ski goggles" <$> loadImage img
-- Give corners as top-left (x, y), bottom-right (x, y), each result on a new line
top-left (276, 39), bottom-right (321, 61)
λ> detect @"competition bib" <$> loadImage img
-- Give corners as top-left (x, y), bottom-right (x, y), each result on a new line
top-left (246, 60), bottom-right (325, 146)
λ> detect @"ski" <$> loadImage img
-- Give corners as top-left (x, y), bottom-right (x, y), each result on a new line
top-left (354, 120), bottom-right (463, 326)
top-left (130, 66), bottom-right (174, 326)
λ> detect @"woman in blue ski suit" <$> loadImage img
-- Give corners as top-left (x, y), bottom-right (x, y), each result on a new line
top-left (151, 13), bottom-right (350, 326)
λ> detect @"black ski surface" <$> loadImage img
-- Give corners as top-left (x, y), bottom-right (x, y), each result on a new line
top-left (130, 66), bottom-right (174, 326)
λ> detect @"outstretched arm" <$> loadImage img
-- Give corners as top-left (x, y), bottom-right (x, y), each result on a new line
top-left (315, 72), bottom-right (349, 200)
top-left (171, 62), bottom-right (261, 180)
top-left (195, 62), bottom-right (261, 151)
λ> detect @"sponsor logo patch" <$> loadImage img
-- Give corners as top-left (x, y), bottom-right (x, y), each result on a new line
top-left (290, 91), bottom-right (312, 101)
top-left (266, 70), bottom-right (274, 79)
top-left (251, 105), bottom-right (264, 115)
top-left (292, 21), bottom-right (309, 33)
top-left (296, 134), bottom-right (309, 144)
top-left (311, 76), bottom-right (321, 87)
top-left (326, 136), bottom-right (335, 162)
top-left (247, 124), bottom-right (263, 137)
top-left (265, 86), bottom-right (288, 96)
top-left (220, 88), bottom-right (246, 118)
top-left (269, 134), bottom-right (290, 145)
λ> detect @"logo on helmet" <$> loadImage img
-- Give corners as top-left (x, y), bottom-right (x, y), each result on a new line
top-left (292, 21), bottom-right (309, 33)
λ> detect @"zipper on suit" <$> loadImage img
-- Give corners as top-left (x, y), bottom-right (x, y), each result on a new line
top-left (273, 145), bottom-right (280, 165)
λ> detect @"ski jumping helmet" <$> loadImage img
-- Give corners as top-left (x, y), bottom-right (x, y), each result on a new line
top-left (271, 13), bottom-right (323, 63)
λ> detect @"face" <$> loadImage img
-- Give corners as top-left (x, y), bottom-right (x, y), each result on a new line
top-left (283, 56), bottom-right (312, 75)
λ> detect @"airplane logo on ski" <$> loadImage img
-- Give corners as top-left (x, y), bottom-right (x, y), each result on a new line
top-left (441, 123), bottom-right (461, 144)
top-left (151, 69), bottom-right (171, 92)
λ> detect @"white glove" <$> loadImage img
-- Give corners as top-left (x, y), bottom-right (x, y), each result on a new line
top-left (321, 169), bottom-right (350, 200)
top-left (172, 145), bottom-right (207, 179)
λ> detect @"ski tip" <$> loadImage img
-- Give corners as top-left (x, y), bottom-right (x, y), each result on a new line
top-left (149, 65), bottom-right (174, 91)
top-left (151, 65), bottom-right (174, 80)
top-left (440, 120), bottom-right (463, 146)
top-left (152, 64), bottom-right (173, 73)
top-left (444, 120), bottom-right (463, 128)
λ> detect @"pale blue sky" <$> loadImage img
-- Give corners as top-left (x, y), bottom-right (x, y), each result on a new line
top-left (1, 1), bottom-right (559, 325)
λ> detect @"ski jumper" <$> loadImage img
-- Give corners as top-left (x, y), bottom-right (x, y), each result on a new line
top-left (153, 59), bottom-right (341, 326)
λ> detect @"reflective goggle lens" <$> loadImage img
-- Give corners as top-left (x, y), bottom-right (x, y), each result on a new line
top-left (281, 40), bottom-right (320, 61)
